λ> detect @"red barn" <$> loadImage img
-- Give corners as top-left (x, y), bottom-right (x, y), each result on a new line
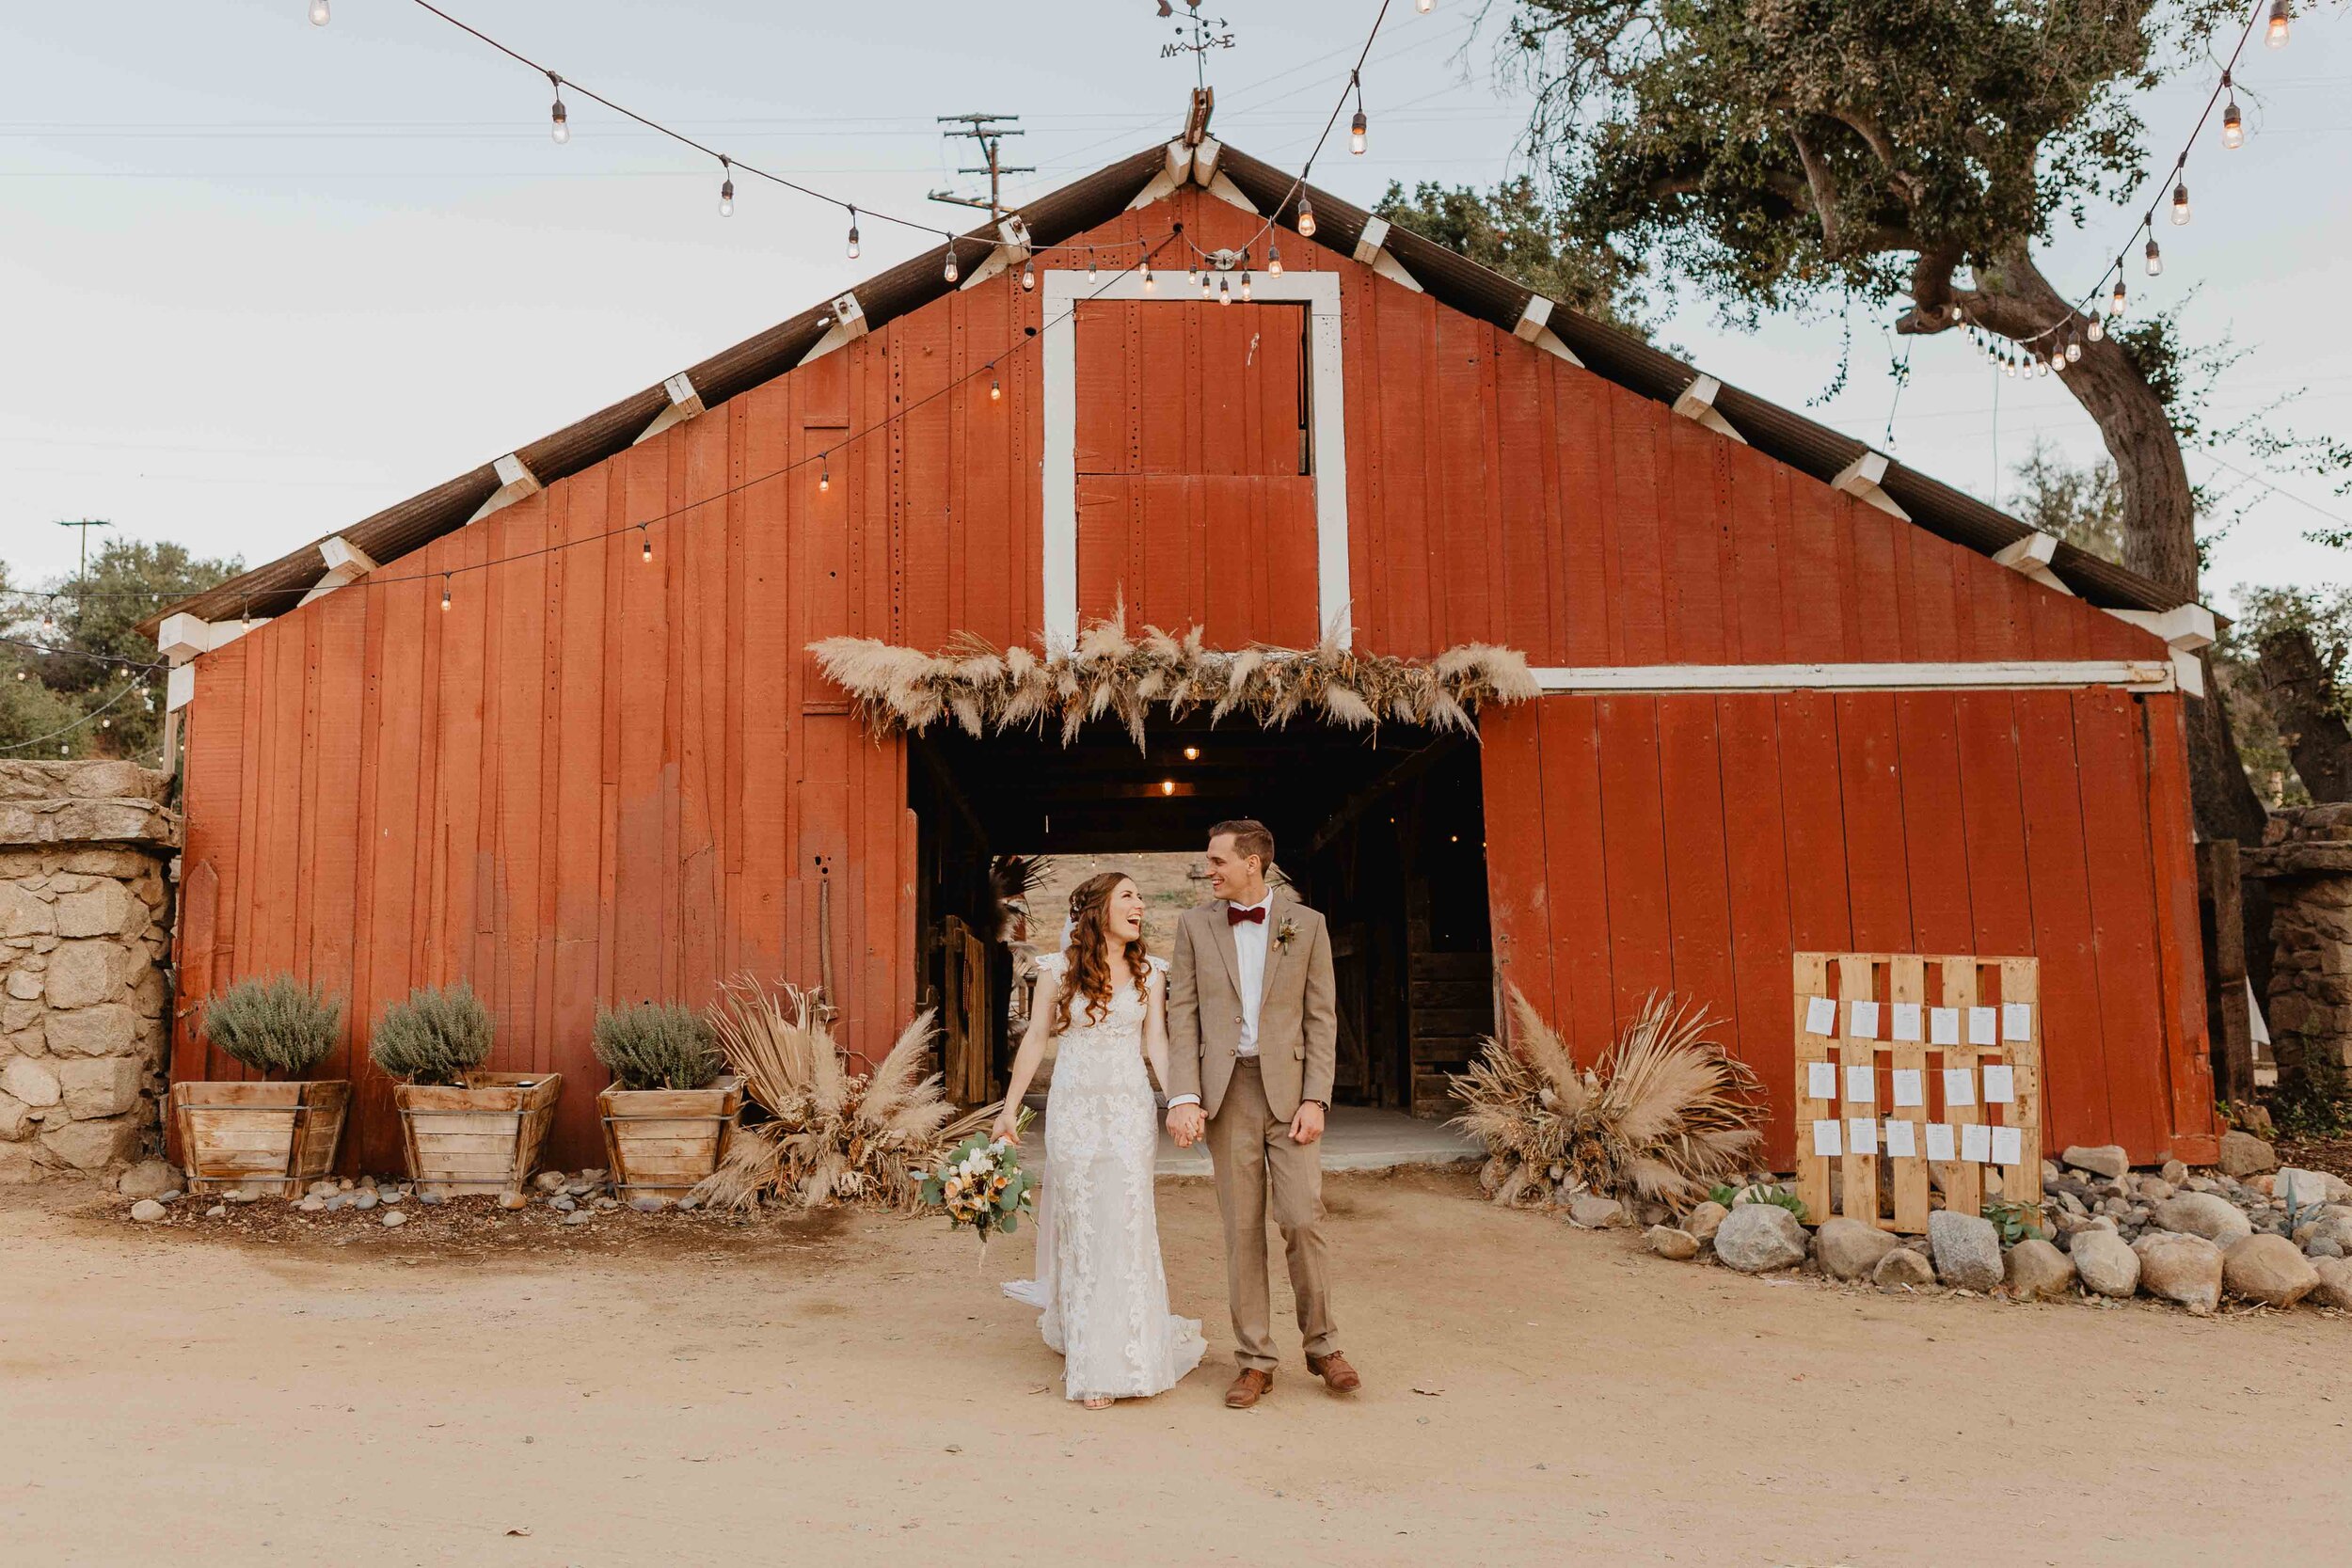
top-left (151, 125), bottom-right (2219, 1173)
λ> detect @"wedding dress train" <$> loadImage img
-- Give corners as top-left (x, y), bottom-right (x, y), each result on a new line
top-left (1003, 957), bottom-right (1205, 1402)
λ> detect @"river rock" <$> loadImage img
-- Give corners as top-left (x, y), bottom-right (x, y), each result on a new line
top-left (1566, 1193), bottom-right (1625, 1229)
top-left (1682, 1201), bottom-right (1728, 1243)
top-left (204, 1203), bottom-right (226, 1219)
top-left (2222, 1233), bottom-right (2319, 1307)
top-left (1712, 1203), bottom-right (1808, 1273)
top-left (2160, 1158), bottom-right (2188, 1185)
top-left (128, 1198), bottom-right (166, 1223)
top-left (116, 1158), bottom-right (179, 1200)
top-left (497, 1192), bottom-right (530, 1212)
top-left (2061, 1145), bottom-right (2129, 1180)
top-left (2069, 1228), bottom-right (2140, 1297)
top-left (2151, 1192), bottom-right (2252, 1245)
top-left (548, 1194), bottom-right (576, 1212)
top-left (2216, 1130), bottom-right (2278, 1178)
top-left (1873, 1246), bottom-right (1937, 1290)
top-left (2134, 1231), bottom-right (2224, 1314)
top-left (2314, 1258), bottom-right (2352, 1310)
top-left (1645, 1225), bottom-right (1699, 1260)
top-left (2003, 1239), bottom-right (2076, 1300)
top-left (380, 1209), bottom-right (408, 1229)
top-left (351, 1191), bottom-right (377, 1212)
top-left (1928, 1211), bottom-right (2003, 1291)
top-left (564, 1210), bottom-right (594, 1227)
top-left (2275, 1167), bottom-right (2335, 1212)
top-left (532, 1170), bottom-right (566, 1193)
top-left (1816, 1216), bottom-right (1901, 1282)
top-left (628, 1193), bottom-right (673, 1214)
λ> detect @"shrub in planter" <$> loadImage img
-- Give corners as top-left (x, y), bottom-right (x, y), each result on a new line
top-left (171, 975), bottom-right (351, 1195)
top-left (373, 983), bottom-right (560, 1198)
top-left (594, 1002), bottom-right (739, 1201)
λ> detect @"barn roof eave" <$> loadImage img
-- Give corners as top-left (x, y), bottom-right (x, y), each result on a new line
top-left (147, 135), bottom-right (2186, 636)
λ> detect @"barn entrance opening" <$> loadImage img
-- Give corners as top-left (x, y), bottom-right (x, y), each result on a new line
top-left (908, 714), bottom-right (1495, 1117)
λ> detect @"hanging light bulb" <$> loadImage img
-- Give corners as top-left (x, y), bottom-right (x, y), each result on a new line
top-left (2220, 73), bottom-right (2244, 148)
top-left (2004, 356), bottom-right (2018, 379)
top-left (1295, 197), bottom-right (1315, 238)
top-left (1087, 249), bottom-right (1098, 284)
top-left (2109, 274), bottom-right (2127, 315)
top-left (1021, 260), bottom-right (1036, 292)
top-left (2268, 0), bottom-right (2290, 48)
top-left (2145, 234), bottom-right (2163, 276)
top-left (2049, 349), bottom-right (2066, 372)
top-left (717, 157), bottom-right (735, 217)
top-left (846, 207), bottom-right (860, 261)
top-left (2065, 340), bottom-right (2083, 363)
top-left (1200, 267), bottom-right (1213, 298)
top-left (944, 247), bottom-right (960, 284)
top-left (41, 607), bottom-right (53, 631)
top-left (310, 0), bottom-right (330, 24)
top-left (641, 526), bottom-right (653, 564)
top-left (1240, 270), bottom-right (1252, 303)
top-left (441, 576), bottom-right (453, 612)
top-left (2086, 314), bottom-right (2105, 341)
top-left (1419, 0), bottom-right (1435, 11)
top-left (1266, 244), bottom-right (1282, 277)
top-left (818, 455), bottom-right (831, 493)
top-left (1351, 110), bottom-right (1367, 155)
top-left (2170, 180), bottom-right (2190, 225)
top-left (1141, 262), bottom-right (1154, 292)
top-left (1218, 275), bottom-right (1232, 306)
top-left (990, 371), bottom-right (1002, 403)
top-left (548, 73), bottom-right (568, 144)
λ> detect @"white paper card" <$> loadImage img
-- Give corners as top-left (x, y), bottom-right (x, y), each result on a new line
top-left (1991, 1125), bottom-right (2025, 1166)
top-left (1930, 1006), bottom-right (1960, 1046)
top-left (2002, 1002), bottom-right (2031, 1042)
top-left (1804, 996), bottom-right (1836, 1037)
top-left (1849, 1001), bottom-right (1881, 1039)
top-left (1845, 1065), bottom-right (1875, 1104)
top-left (1943, 1067), bottom-right (1977, 1106)
top-left (1811, 1119), bottom-right (1843, 1158)
top-left (1891, 1069), bottom-right (1925, 1108)
top-left (1925, 1122), bottom-right (1958, 1163)
top-left (1968, 1006), bottom-right (1996, 1046)
top-left (1891, 1003), bottom-right (1923, 1042)
top-left (1848, 1117), bottom-right (1878, 1155)
top-left (1883, 1117), bottom-right (1917, 1158)
top-left (1962, 1122), bottom-right (1994, 1164)
top-left (1805, 1061), bottom-right (1837, 1101)
top-left (1982, 1064), bottom-right (2016, 1104)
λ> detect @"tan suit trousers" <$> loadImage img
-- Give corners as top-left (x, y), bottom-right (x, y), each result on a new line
top-left (1207, 1057), bottom-right (1337, 1371)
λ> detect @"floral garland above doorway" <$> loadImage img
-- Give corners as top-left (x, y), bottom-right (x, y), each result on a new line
top-left (810, 614), bottom-right (1539, 749)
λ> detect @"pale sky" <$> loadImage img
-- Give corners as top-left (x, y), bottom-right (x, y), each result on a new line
top-left (4, 0), bottom-right (2346, 615)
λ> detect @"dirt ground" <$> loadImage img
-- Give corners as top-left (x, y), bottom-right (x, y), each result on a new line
top-left (5, 1169), bottom-right (2347, 1568)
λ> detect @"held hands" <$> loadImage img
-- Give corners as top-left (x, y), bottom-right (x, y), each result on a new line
top-left (1166, 1103), bottom-right (1206, 1148)
top-left (1288, 1101), bottom-right (1326, 1146)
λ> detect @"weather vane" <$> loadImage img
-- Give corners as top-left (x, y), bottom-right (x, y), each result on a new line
top-left (1157, 0), bottom-right (1236, 88)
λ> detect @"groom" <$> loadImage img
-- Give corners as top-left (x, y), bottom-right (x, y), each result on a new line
top-left (1165, 819), bottom-right (1359, 1409)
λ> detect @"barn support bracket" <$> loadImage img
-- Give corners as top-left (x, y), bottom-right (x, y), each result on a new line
top-left (466, 453), bottom-right (542, 524)
top-left (297, 535), bottom-right (380, 607)
top-left (959, 214), bottom-right (1033, 293)
top-left (633, 372), bottom-right (707, 445)
top-left (1830, 450), bottom-right (1912, 521)
top-left (1511, 294), bottom-right (1586, 369)
top-left (799, 292), bottom-right (870, 367)
top-left (2109, 602), bottom-right (2218, 699)
top-left (1350, 216), bottom-right (1423, 294)
top-left (1670, 374), bottom-right (1746, 444)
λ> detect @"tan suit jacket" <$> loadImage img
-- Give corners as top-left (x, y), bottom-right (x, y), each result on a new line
top-left (1165, 888), bottom-right (1337, 1121)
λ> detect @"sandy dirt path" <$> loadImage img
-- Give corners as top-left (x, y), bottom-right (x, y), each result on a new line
top-left (4, 1168), bottom-right (2345, 1567)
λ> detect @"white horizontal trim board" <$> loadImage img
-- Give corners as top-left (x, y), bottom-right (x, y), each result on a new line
top-left (1530, 660), bottom-right (2177, 695)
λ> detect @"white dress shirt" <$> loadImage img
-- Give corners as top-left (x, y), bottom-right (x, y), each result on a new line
top-left (1228, 892), bottom-right (1273, 1058)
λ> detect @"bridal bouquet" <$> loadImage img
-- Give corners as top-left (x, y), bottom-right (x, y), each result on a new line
top-left (921, 1107), bottom-right (1037, 1259)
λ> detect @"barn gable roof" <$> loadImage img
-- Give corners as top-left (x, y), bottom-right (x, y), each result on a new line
top-left (147, 131), bottom-right (2185, 636)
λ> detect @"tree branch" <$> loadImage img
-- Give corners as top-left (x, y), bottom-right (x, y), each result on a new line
top-left (1788, 126), bottom-right (1841, 252)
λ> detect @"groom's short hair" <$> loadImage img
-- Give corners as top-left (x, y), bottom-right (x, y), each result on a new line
top-left (1209, 818), bottom-right (1275, 874)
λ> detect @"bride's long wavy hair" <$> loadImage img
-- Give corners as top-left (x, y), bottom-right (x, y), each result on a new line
top-left (1051, 872), bottom-right (1152, 1037)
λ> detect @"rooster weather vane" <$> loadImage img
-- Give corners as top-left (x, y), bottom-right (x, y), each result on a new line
top-left (1157, 0), bottom-right (1236, 88)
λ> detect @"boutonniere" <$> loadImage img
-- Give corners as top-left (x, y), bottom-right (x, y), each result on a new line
top-left (1275, 917), bottom-right (1299, 952)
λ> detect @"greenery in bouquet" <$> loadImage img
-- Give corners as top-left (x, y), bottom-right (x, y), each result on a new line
top-left (922, 1108), bottom-right (1038, 1245)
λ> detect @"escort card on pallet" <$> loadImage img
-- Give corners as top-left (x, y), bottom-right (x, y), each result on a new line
top-left (1805, 996), bottom-right (1836, 1037)
top-left (1807, 1061), bottom-right (1837, 1100)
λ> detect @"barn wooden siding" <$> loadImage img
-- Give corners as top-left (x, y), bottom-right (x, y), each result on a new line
top-left (171, 187), bottom-right (2213, 1169)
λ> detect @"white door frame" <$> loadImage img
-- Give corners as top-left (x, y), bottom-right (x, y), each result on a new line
top-left (1040, 269), bottom-right (1350, 650)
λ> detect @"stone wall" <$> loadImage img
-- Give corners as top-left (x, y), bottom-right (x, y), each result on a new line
top-left (0, 760), bottom-right (178, 1182)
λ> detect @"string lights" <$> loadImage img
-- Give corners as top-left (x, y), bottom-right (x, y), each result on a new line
top-left (548, 72), bottom-right (568, 143)
top-left (717, 156), bottom-right (735, 217)
top-left (1295, 196), bottom-right (1316, 238)
top-left (846, 208), bottom-right (860, 261)
top-left (1349, 71), bottom-right (1368, 154)
top-left (310, 0), bottom-right (329, 24)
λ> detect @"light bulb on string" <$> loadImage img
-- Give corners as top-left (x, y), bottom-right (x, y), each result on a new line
top-left (1200, 267), bottom-right (1213, 298)
top-left (310, 0), bottom-right (329, 24)
top-left (1295, 197), bottom-right (1315, 238)
top-left (2065, 341), bottom-right (2082, 363)
top-left (1266, 245), bottom-right (1282, 277)
top-left (1218, 275), bottom-right (1232, 306)
top-left (818, 455), bottom-right (831, 493)
top-left (2086, 314), bottom-right (2105, 341)
top-left (1087, 249), bottom-right (1098, 284)
top-left (548, 73), bottom-right (568, 144)
top-left (2145, 234), bottom-right (2163, 276)
top-left (1240, 270), bottom-right (1252, 303)
top-left (641, 526), bottom-right (653, 564)
top-left (2221, 73), bottom-right (2244, 148)
top-left (2109, 274), bottom-right (2127, 315)
top-left (441, 576), bottom-right (453, 612)
top-left (2170, 180), bottom-right (2190, 225)
top-left (1021, 260), bottom-right (1036, 293)
top-left (847, 208), bottom-right (860, 260)
top-left (2049, 349), bottom-right (2066, 372)
top-left (990, 368), bottom-right (1002, 403)
top-left (717, 157), bottom-right (735, 217)
top-left (944, 248), bottom-right (960, 284)
top-left (1419, 0), bottom-right (1435, 11)
top-left (2268, 0), bottom-right (2289, 48)
top-left (1349, 72), bottom-right (1368, 155)
top-left (1141, 262), bottom-right (1154, 292)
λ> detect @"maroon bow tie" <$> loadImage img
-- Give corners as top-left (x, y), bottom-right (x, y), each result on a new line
top-left (1227, 904), bottom-right (1267, 926)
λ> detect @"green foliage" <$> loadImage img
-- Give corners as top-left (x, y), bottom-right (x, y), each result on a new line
top-left (1981, 1196), bottom-right (2047, 1246)
top-left (2205, 583), bottom-right (2352, 809)
top-left (201, 974), bottom-right (343, 1077)
top-left (2009, 439), bottom-right (2125, 565)
top-left (592, 1001), bottom-right (722, 1091)
top-left (2264, 1056), bottom-right (2349, 1139)
top-left (1374, 176), bottom-right (1648, 336)
top-left (1711, 1180), bottom-right (1804, 1216)
top-left (369, 983), bottom-right (495, 1086)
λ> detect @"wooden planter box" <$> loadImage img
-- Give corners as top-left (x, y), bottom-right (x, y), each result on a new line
top-left (170, 1080), bottom-right (351, 1196)
top-left (598, 1078), bottom-right (742, 1198)
top-left (392, 1071), bottom-right (563, 1199)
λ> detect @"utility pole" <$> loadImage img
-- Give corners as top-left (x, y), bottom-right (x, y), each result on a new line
top-left (56, 517), bottom-right (111, 581)
top-left (929, 114), bottom-right (1033, 220)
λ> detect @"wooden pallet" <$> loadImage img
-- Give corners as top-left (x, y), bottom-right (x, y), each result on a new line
top-left (1791, 954), bottom-right (2042, 1233)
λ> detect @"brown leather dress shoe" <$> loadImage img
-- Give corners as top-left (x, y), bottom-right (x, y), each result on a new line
top-left (1306, 1351), bottom-right (1362, 1393)
top-left (1225, 1368), bottom-right (1273, 1409)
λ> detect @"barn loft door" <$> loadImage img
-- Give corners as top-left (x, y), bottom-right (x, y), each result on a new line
top-left (1072, 299), bottom-right (1321, 647)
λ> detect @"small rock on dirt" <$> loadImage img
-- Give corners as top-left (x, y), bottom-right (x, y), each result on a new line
top-left (204, 1204), bottom-right (227, 1219)
top-left (564, 1210), bottom-right (594, 1227)
top-left (2160, 1158), bottom-right (2188, 1185)
top-left (1681, 1201), bottom-right (1728, 1243)
top-left (2313, 1257), bottom-right (2352, 1310)
top-left (2216, 1130), bottom-right (2278, 1179)
top-left (1645, 1226), bottom-right (1698, 1260)
top-left (548, 1195), bottom-right (577, 1212)
top-left (497, 1192), bottom-right (530, 1212)
top-left (2061, 1145), bottom-right (2129, 1180)
top-left (380, 1210), bottom-right (408, 1229)
top-left (2150, 1192), bottom-right (2252, 1245)
top-left (532, 1171), bottom-right (566, 1193)
top-left (2222, 1233), bottom-right (2319, 1307)
top-left (128, 1198), bottom-right (167, 1224)
top-left (2003, 1239), bottom-right (2076, 1300)
top-left (1873, 1248), bottom-right (1937, 1290)
top-left (1928, 1212), bottom-right (2003, 1291)
top-left (2069, 1228), bottom-right (2140, 1297)
top-left (2134, 1231), bottom-right (2224, 1314)
top-left (2274, 1167), bottom-right (2334, 1212)
top-left (1566, 1194), bottom-right (1624, 1229)
top-left (1712, 1204), bottom-right (1808, 1273)
top-left (1816, 1216), bottom-right (1900, 1282)
top-left (628, 1194), bottom-right (672, 1213)
top-left (297, 1196), bottom-right (326, 1212)
top-left (117, 1159), bottom-right (179, 1201)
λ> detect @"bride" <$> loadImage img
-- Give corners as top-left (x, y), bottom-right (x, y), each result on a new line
top-left (993, 872), bottom-right (1205, 1409)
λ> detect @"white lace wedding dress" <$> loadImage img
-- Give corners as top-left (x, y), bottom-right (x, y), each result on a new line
top-left (1003, 956), bottom-right (1205, 1402)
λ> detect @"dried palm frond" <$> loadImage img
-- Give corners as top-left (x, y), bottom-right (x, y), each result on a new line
top-left (1451, 988), bottom-right (1763, 1212)
top-left (693, 975), bottom-right (995, 1213)
top-left (808, 614), bottom-right (1539, 752)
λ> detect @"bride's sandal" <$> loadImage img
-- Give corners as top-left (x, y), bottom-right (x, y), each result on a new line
top-left (1083, 1396), bottom-right (1114, 1411)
